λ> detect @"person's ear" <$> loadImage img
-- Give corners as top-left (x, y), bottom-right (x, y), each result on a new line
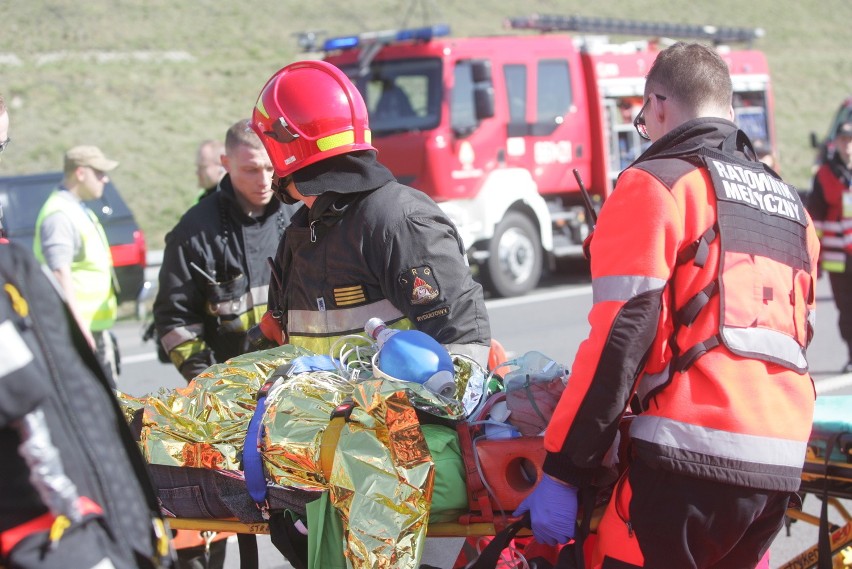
top-left (221, 154), bottom-right (231, 173)
top-left (652, 94), bottom-right (666, 123)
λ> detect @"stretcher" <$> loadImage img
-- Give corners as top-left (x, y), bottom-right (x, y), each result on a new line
top-left (776, 395), bottom-right (852, 569)
top-left (159, 395), bottom-right (852, 569)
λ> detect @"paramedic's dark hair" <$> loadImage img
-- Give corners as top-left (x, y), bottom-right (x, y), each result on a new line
top-left (645, 42), bottom-right (733, 114)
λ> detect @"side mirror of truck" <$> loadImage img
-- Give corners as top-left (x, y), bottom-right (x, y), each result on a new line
top-left (474, 84), bottom-right (495, 120)
top-left (471, 59), bottom-right (492, 83)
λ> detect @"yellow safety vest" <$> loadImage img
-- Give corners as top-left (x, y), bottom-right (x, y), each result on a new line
top-left (34, 191), bottom-right (117, 331)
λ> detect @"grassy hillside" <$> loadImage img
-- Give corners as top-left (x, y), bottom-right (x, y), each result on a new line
top-left (1, 0), bottom-right (850, 247)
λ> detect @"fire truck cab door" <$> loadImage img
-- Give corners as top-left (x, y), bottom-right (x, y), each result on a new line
top-left (502, 55), bottom-right (593, 196)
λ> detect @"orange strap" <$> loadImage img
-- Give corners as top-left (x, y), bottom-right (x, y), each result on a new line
top-left (1, 512), bottom-right (54, 556)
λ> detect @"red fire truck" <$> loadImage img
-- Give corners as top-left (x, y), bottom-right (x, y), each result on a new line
top-left (317, 15), bottom-right (776, 296)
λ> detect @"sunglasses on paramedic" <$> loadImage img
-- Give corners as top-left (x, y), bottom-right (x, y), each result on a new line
top-left (633, 94), bottom-right (667, 141)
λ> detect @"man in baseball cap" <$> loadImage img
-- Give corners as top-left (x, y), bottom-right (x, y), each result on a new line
top-left (63, 144), bottom-right (119, 174)
top-left (34, 144), bottom-right (121, 384)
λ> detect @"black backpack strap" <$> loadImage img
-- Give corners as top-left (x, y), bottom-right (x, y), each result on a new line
top-left (674, 335), bottom-right (722, 373)
top-left (675, 281), bottom-right (719, 327)
top-left (463, 513), bottom-right (529, 569)
top-left (817, 431), bottom-right (850, 569)
top-left (236, 533), bottom-right (259, 569)
top-left (563, 485), bottom-right (597, 569)
top-left (676, 225), bottom-right (718, 268)
top-left (268, 511), bottom-right (309, 569)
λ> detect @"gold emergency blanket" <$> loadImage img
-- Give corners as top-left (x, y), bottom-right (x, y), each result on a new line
top-left (118, 344), bottom-right (479, 569)
top-left (119, 344), bottom-right (315, 468)
top-left (263, 370), bottom-right (468, 568)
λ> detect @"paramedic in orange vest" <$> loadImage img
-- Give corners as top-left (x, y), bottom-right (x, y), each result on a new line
top-left (515, 42), bottom-right (820, 569)
top-left (807, 120), bottom-right (852, 373)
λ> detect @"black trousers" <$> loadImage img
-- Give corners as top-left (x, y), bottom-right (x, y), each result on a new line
top-left (828, 271), bottom-right (852, 360)
top-left (626, 459), bottom-right (792, 569)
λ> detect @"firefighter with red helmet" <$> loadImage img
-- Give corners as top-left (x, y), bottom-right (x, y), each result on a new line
top-left (515, 42), bottom-right (820, 568)
top-left (249, 60), bottom-right (491, 366)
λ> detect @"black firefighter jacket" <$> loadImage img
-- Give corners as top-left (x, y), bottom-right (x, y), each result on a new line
top-left (0, 241), bottom-right (172, 567)
top-left (154, 175), bottom-right (297, 380)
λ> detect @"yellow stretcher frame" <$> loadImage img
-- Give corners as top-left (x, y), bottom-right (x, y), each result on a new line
top-left (166, 451), bottom-right (852, 569)
top-left (774, 450), bottom-right (852, 569)
top-left (168, 517), bottom-right (520, 538)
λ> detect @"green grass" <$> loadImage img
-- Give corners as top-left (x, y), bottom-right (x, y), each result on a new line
top-left (2, 0), bottom-right (850, 247)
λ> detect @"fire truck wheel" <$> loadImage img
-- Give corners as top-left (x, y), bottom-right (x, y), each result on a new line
top-left (485, 211), bottom-right (542, 297)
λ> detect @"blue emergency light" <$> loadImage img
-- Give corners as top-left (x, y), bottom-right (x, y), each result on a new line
top-left (323, 24), bottom-right (450, 52)
top-left (324, 35), bottom-right (360, 51)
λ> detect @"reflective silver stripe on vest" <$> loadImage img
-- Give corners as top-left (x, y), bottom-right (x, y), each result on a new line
top-left (721, 327), bottom-right (807, 370)
top-left (821, 235), bottom-right (845, 248)
top-left (630, 414), bottom-right (807, 469)
top-left (161, 323), bottom-right (205, 352)
top-left (592, 275), bottom-right (667, 304)
top-left (636, 364), bottom-right (671, 403)
top-left (207, 284), bottom-right (269, 318)
top-left (288, 298), bottom-right (405, 336)
top-left (0, 320), bottom-right (34, 378)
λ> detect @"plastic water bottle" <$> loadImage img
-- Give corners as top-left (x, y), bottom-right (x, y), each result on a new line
top-left (365, 317), bottom-right (456, 397)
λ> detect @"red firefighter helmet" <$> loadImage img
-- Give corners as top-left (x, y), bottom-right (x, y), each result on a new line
top-left (251, 60), bottom-right (375, 178)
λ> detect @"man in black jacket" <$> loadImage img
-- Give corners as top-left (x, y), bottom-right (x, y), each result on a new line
top-left (0, 93), bottom-right (174, 569)
top-left (249, 60), bottom-right (491, 367)
top-left (154, 119), bottom-right (300, 381)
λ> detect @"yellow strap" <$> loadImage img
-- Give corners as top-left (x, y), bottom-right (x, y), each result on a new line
top-left (3, 284), bottom-right (28, 317)
top-left (48, 515), bottom-right (70, 543)
top-left (319, 416), bottom-right (346, 483)
top-left (153, 518), bottom-right (171, 558)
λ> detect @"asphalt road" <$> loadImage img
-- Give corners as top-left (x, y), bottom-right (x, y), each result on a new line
top-left (114, 269), bottom-right (852, 568)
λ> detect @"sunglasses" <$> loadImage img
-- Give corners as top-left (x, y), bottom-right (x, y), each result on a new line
top-left (0, 137), bottom-right (10, 154)
top-left (634, 94), bottom-right (667, 141)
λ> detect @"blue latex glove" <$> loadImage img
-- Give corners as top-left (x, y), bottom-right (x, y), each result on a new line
top-left (513, 474), bottom-right (578, 546)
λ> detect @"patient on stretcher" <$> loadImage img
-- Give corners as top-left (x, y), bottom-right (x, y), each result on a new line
top-left (119, 343), bottom-right (483, 569)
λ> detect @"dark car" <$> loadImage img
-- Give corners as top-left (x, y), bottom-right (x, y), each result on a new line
top-left (0, 171), bottom-right (147, 305)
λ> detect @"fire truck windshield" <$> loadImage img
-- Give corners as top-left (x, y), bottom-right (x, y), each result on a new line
top-left (344, 58), bottom-right (442, 137)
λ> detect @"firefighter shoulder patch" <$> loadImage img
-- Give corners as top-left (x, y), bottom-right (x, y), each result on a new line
top-left (399, 266), bottom-right (440, 305)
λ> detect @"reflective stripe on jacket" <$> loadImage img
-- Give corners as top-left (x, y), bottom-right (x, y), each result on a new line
top-left (542, 119), bottom-right (819, 492)
top-left (33, 191), bottom-right (117, 331)
top-left (808, 157), bottom-right (852, 273)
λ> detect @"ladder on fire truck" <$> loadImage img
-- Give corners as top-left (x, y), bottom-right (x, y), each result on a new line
top-left (506, 14), bottom-right (764, 47)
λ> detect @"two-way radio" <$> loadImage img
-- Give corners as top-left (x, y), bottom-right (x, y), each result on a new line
top-left (572, 168), bottom-right (597, 228)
